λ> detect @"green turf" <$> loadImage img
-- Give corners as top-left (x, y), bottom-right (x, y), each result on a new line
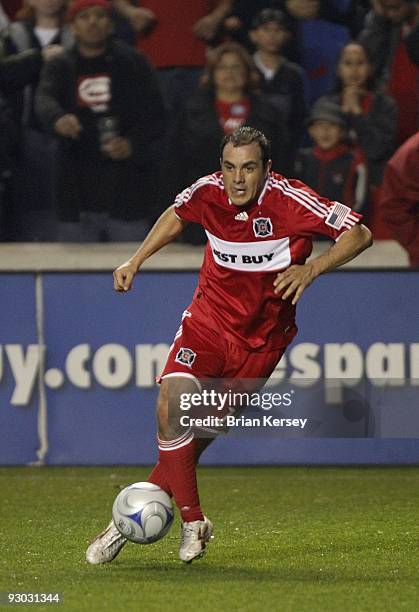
top-left (1, 466), bottom-right (419, 612)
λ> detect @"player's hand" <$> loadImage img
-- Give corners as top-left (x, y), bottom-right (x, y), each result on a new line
top-left (102, 137), bottom-right (132, 160)
top-left (113, 260), bottom-right (138, 292)
top-left (273, 263), bottom-right (316, 305)
top-left (54, 114), bottom-right (82, 139)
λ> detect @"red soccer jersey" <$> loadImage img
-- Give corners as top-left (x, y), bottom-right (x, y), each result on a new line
top-left (174, 171), bottom-right (363, 352)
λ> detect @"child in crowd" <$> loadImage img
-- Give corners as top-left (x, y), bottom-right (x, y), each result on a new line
top-left (295, 97), bottom-right (367, 213)
top-left (249, 8), bottom-right (306, 165)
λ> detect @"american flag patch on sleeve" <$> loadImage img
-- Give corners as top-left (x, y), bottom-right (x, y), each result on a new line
top-left (325, 201), bottom-right (351, 230)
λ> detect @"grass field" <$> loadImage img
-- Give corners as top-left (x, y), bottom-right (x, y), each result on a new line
top-left (1, 466), bottom-right (419, 612)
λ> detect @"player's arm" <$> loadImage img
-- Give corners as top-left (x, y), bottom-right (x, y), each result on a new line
top-left (273, 223), bottom-right (372, 304)
top-left (113, 206), bottom-right (188, 292)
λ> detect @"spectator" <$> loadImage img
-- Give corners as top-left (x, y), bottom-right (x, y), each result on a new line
top-left (249, 8), bottom-right (306, 166)
top-left (0, 0), bottom-right (73, 240)
top-left (358, 0), bottom-right (419, 145)
top-left (35, 0), bottom-right (166, 242)
top-left (318, 41), bottom-right (397, 188)
top-left (0, 50), bottom-right (48, 240)
top-left (295, 98), bottom-right (368, 213)
top-left (380, 131), bottom-right (419, 268)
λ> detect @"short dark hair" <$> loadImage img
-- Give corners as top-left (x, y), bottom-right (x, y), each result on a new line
top-left (251, 8), bottom-right (289, 30)
top-left (220, 127), bottom-right (271, 167)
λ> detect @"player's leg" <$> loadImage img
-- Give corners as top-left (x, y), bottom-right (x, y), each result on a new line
top-left (149, 376), bottom-right (213, 563)
top-left (86, 374), bottom-right (216, 565)
top-left (86, 303), bottom-right (221, 565)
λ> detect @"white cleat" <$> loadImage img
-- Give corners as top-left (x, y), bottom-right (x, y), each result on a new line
top-left (179, 516), bottom-right (213, 563)
top-left (86, 520), bottom-right (127, 565)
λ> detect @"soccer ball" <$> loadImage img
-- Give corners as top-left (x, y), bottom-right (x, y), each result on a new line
top-left (112, 482), bottom-right (174, 544)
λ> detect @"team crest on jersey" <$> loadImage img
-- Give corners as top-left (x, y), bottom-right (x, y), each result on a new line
top-left (175, 347), bottom-right (196, 367)
top-left (253, 217), bottom-right (273, 238)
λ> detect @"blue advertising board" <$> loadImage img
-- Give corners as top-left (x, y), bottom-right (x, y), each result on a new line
top-left (0, 275), bottom-right (40, 464)
top-left (1, 271), bottom-right (418, 465)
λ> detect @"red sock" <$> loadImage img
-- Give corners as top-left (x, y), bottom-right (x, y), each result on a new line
top-left (147, 460), bottom-right (172, 496)
top-left (158, 433), bottom-right (204, 523)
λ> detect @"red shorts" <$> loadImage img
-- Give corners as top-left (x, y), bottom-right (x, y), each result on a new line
top-left (160, 300), bottom-right (287, 384)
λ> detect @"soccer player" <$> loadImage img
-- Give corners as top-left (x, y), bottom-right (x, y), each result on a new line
top-left (86, 126), bottom-right (372, 565)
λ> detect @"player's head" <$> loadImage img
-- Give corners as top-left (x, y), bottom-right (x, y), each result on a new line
top-left (220, 127), bottom-right (272, 207)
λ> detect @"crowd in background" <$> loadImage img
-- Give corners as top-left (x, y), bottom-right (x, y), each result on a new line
top-left (0, 0), bottom-right (418, 265)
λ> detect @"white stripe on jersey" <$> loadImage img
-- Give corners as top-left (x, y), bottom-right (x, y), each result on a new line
top-left (205, 230), bottom-right (291, 272)
top-left (271, 177), bottom-right (330, 218)
top-left (271, 178), bottom-right (360, 232)
top-left (175, 174), bottom-right (223, 209)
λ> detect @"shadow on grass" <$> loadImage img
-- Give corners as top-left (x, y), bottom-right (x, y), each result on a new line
top-left (82, 561), bottom-right (412, 585)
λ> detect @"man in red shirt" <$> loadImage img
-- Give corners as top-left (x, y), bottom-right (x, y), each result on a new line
top-left (86, 126), bottom-right (372, 565)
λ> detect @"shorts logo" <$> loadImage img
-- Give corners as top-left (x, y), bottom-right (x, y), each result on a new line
top-left (175, 347), bottom-right (196, 367)
top-left (253, 217), bottom-right (273, 238)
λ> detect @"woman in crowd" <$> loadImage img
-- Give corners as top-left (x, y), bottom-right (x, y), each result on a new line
top-left (164, 41), bottom-right (289, 243)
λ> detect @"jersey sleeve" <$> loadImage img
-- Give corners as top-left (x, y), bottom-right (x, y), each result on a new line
top-left (283, 178), bottom-right (363, 241)
top-left (173, 179), bottom-right (206, 224)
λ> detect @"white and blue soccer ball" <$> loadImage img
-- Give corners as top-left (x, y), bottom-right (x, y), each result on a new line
top-left (112, 482), bottom-right (174, 544)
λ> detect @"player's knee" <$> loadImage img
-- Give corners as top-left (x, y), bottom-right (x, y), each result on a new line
top-left (157, 377), bottom-right (199, 440)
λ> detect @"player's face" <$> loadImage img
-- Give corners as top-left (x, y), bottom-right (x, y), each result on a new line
top-left (221, 142), bottom-right (271, 207)
top-left (72, 7), bottom-right (112, 47)
top-left (338, 44), bottom-right (371, 88)
top-left (309, 120), bottom-right (345, 151)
